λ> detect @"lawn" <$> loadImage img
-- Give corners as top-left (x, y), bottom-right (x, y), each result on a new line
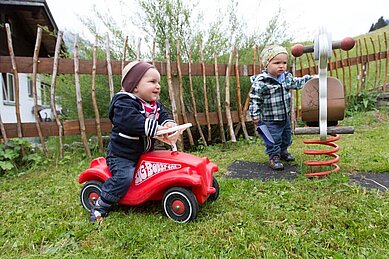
top-left (0, 110), bottom-right (388, 257)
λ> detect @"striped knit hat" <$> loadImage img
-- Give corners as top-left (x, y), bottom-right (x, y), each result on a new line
top-left (260, 45), bottom-right (288, 69)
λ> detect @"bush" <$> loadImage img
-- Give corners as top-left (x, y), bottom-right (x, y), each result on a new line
top-left (346, 91), bottom-right (378, 116)
top-left (0, 139), bottom-right (43, 176)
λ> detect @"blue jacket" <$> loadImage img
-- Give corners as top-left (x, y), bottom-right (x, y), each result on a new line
top-left (107, 91), bottom-right (175, 160)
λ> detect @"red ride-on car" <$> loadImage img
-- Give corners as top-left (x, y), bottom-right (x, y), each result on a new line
top-left (78, 123), bottom-right (220, 223)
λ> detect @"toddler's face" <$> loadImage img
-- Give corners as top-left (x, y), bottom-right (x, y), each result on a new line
top-left (267, 53), bottom-right (288, 78)
top-left (133, 68), bottom-right (161, 102)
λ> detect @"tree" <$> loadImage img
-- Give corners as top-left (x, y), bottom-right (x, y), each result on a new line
top-left (136, 0), bottom-right (195, 62)
top-left (48, 0), bottom-right (294, 120)
top-left (369, 16), bottom-right (388, 32)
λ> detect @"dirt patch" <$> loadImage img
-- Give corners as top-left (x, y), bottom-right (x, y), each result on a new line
top-left (226, 160), bottom-right (299, 181)
top-left (226, 160), bottom-right (389, 192)
top-left (348, 173), bottom-right (389, 191)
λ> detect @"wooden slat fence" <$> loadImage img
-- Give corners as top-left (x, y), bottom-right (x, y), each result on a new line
top-left (0, 26), bottom-right (388, 154)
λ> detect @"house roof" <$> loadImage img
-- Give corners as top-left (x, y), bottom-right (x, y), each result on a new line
top-left (0, 0), bottom-right (66, 57)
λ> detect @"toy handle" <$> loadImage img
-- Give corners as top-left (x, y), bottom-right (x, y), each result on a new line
top-left (291, 37), bottom-right (355, 57)
top-left (155, 123), bottom-right (192, 151)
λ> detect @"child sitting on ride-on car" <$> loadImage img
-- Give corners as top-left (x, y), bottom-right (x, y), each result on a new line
top-left (90, 61), bottom-right (176, 222)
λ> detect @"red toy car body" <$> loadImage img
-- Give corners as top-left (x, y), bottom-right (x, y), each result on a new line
top-left (79, 133), bottom-right (219, 223)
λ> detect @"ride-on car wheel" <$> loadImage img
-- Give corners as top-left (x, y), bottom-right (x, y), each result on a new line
top-left (80, 180), bottom-right (102, 211)
top-left (162, 187), bottom-right (199, 223)
top-left (208, 176), bottom-right (220, 201)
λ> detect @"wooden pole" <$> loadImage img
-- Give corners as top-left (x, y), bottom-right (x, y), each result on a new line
top-left (0, 113), bottom-right (7, 143)
top-left (176, 41), bottom-right (194, 146)
top-left (188, 49), bottom-right (207, 146)
top-left (355, 40), bottom-right (361, 93)
top-left (234, 48), bottom-right (249, 140)
top-left (384, 32), bottom-right (388, 91)
top-left (291, 58), bottom-right (296, 132)
top-left (50, 31), bottom-right (64, 158)
top-left (74, 35), bottom-right (91, 158)
top-left (364, 37), bottom-right (370, 88)
top-left (152, 39), bottom-right (156, 66)
top-left (165, 40), bottom-right (182, 150)
top-left (305, 52), bottom-right (313, 75)
top-left (308, 52), bottom-right (317, 74)
top-left (136, 37), bottom-right (141, 60)
top-left (106, 33), bottom-right (114, 100)
top-left (370, 37), bottom-right (378, 89)
top-left (346, 50), bottom-right (352, 95)
top-left (122, 36), bottom-right (128, 71)
top-left (199, 40), bottom-right (211, 142)
top-left (5, 23), bottom-right (24, 156)
top-left (237, 46), bottom-right (256, 135)
top-left (329, 50), bottom-right (334, 77)
top-left (297, 56), bottom-right (304, 119)
top-left (358, 39), bottom-right (366, 91)
top-left (339, 50), bottom-right (346, 96)
top-left (92, 36), bottom-right (104, 152)
top-left (214, 51), bottom-right (226, 143)
top-left (32, 27), bottom-right (48, 156)
top-left (332, 50), bottom-right (339, 78)
top-left (377, 34), bottom-right (382, 87)
top-left (225, 48), bottom-right (236, 143)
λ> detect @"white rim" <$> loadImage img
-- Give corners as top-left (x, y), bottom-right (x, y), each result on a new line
top-left (163, 191), bottom-right (193, 223)
top-left (81, 184), bottom-right (101, 212)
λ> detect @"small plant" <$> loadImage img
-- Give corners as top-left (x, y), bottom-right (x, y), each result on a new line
top-left (0, 139), bottom-right (43, 176)
top-left (346, 91), bottom-right (378, 116)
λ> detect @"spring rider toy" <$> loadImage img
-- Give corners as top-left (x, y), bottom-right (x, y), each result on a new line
top-left (291, 27), bottom-right (355, 177)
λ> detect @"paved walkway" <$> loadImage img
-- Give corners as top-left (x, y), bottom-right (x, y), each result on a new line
top-left (226, 160), bottom-right (389, 192)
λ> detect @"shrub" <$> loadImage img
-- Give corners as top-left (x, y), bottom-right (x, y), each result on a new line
top-left (0, 139), bottom-right (43, 176)
top-left (346, 91), bottom-right (378, 116)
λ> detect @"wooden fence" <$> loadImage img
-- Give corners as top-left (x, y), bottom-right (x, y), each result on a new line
top-left (0, 27), bottom-right (388, 157)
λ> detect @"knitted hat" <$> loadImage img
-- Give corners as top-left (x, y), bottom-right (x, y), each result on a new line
top-left (260, 45), bottom-right (288, 69)
top-left (121, 61), bottom-right (154, 92)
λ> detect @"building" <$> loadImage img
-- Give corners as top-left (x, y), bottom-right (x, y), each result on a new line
top-left (0, 0), bottom-right (65, 123)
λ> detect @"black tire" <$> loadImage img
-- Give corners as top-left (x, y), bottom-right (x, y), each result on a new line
top-left (80, 180), bottom-right (102, 211)
top-left (208, 176), bottom-right (220, 201)
top-left (162, 187), bottom-right (199, 223)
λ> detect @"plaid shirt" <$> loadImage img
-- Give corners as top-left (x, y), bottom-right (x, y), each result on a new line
top-left (249, 71), bottom-right (312, 121)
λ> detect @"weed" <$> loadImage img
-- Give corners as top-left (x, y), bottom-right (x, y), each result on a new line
top-left (0, 139), bottom-right (43, 176)
top-left (346, 91), bottom-right (378, 116)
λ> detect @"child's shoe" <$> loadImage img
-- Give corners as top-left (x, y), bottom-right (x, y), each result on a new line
top-left (90, 197), bottom-right (111, 222)
top-left (269, 155), bottom-right (284, 170)
top-left (280, 151), bottom-right (295, 162)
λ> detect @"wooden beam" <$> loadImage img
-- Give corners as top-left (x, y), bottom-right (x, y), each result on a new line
top-left (1, 51), bottom-right (387, 77)
top-left (0, 56), bottom-right (261, 76)
top-left (1, 112), bottom-right (244, 139)
top-left (294, 126), bottom-right (355, 135)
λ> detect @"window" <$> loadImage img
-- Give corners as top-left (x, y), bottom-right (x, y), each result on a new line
top-left (40, 82), bottom-right (50, 105)
top-left (2, 73), bottom-right (15, 103)
top-left (28, 77), bottom-right (34, 98)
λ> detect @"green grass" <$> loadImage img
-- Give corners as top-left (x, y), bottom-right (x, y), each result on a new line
top-left (0, 110), bottom-right (388, 257)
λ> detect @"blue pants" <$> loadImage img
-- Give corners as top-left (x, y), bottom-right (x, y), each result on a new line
top-left (262, 119), bottom-right (292, 158)
top-left (101, 149), bottom-right (137, 204)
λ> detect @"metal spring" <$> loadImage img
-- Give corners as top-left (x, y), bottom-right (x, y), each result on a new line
top-left (303, 134), bottom-right (340, 177)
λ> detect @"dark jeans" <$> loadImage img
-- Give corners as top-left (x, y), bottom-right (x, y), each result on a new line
top-left (262, 119), bottom-right (292, 158)
top-left (101, 150), bottom-right (137, 204)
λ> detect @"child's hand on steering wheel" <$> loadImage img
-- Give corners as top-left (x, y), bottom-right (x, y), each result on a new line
top-left (163, 122), bottom-right (177, 128)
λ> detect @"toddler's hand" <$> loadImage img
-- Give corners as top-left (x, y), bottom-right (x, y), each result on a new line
top-left (164, 122), bottom-right (177, 128)
top-left (156, 125), bottom-right (170, 142)
top-left (157, 125), bottom-right (168, 131)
